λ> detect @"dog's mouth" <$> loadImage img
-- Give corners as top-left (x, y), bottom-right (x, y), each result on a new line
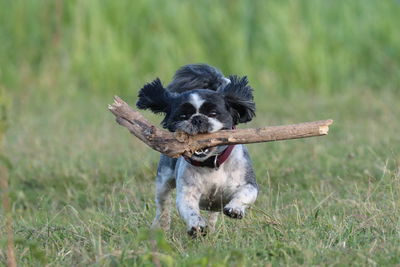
top-left (190, 146), bottom-right (227, 161)
top-left (194, 148), bottom-right (210, 157)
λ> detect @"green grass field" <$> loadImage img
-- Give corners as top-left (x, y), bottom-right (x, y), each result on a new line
top-left (2, 89), bottom-right (399, 266)
top-left (1, 0), bottom-right (400, 266)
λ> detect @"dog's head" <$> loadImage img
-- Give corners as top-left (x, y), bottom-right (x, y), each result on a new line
top-left (136, 75), bottom-right (255, 159)
top-left (136, 75), bottom-right (255, 133)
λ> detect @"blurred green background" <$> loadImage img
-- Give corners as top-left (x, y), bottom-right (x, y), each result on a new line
top-left (1, 0), bottom-right (399, 96)
top-left (1, 0), bottom-right (400, 265)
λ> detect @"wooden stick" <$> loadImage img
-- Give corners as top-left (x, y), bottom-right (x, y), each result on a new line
top-left (108, 96), bottom-right (333, 158)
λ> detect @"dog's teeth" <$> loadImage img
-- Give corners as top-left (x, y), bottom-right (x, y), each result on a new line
top-left (194, 148), bottom-right (209, 155)
top-left (195, 149), bottom-right (203, 155)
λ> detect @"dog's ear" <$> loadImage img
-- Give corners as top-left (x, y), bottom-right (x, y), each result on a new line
top-left (136, 78), bottom-right (172, 114)
top-left (219, 75), bottom-right (255, 124)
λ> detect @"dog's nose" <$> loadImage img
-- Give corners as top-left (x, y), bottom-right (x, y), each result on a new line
top-left (191, 115), bottom-right (206, 126)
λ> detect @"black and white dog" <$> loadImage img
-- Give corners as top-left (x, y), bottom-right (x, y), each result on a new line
top-left (136, 64), bottom-right (258, 237)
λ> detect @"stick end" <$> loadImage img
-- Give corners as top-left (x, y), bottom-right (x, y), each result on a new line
top-left (113, 96), bottom-right (123, 105)
top-left (319, 125), bottom-right (330, 135)
top-left (319, 119), bottom-right (333, 135)
top-left (110, 96), bottom-right (123, 109)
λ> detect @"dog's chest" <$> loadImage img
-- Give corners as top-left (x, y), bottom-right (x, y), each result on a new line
top-left (202, 165), bottom-right (244, 192)
top-left (194, 147), bottom-right (247, 210)
top-left (175, 145), bottom-right (251, 211)
top-left (198, 167), bottom-right (245, 210)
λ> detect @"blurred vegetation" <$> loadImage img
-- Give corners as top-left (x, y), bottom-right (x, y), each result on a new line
top-left (1, 1), bottom-right (400, 265)
top-left (0, 89), bottom-right (7, 139)
top-left (1, 0), bottom-right (400, 96)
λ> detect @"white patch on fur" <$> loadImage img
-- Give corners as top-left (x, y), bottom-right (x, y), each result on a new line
top-left (172, 145), bottom-right (258, 231)
top-left (159, 166), bottom-right (174, 179)
top-left (223, 77), bottom-right (231, 84)
top-left (152, 166), bottom-right (174, 230)
top-left (176, 146), bottom-right (254, 208)
top-left (189, 93), bottom-right (204, 112)
top-left (175, 160), bottom-right (208, 230)
top-left (152, 166), bottom-right (175, 230)
top-left (208, 118), bottom-right (224, 132)
top-left (224, 184), bottom-right (258, 210)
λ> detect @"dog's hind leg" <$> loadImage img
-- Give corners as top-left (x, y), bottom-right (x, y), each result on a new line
top-left (207, 212), bottom-right (219, 232)
top-left (152, 156), bottom-right (177, 231)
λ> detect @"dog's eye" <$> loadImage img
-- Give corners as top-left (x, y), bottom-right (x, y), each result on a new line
top-left (179, 114), bottom-right (188, 120)
top-left (208, 112), bottom-right (217, 117)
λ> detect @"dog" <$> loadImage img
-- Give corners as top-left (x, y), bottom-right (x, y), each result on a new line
top-left (136, 64), bottom-right (258, 237)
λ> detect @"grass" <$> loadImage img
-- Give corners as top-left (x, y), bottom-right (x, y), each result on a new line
top-left (1, 87), bottom-right (399, 266)
top-left (1, 0), bottom-right (400, 95)
top-left (1, 0), bottom-right (400, 265)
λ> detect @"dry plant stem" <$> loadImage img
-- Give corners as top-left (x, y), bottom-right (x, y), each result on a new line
top-left (109, 96), bottom-right (333, 158)
top-left (0, 165), bottom-right (17, 267)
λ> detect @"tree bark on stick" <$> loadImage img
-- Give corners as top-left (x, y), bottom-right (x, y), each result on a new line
top-left (108, 96), bottom-right (333, 158)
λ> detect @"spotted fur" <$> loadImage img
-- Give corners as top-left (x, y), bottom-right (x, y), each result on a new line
top-left (136, 64), bottom-right (258, 236)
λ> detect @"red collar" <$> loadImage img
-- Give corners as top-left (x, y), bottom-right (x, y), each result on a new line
top-left (183, 126), bottom-right (236, 169)
top-left (184, 145), bottom-right (235, 169)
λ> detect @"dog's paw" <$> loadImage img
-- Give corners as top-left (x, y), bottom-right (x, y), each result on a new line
top-left (187, 214), bottom-right (208, 237)
top-left (187, 225), bottom-right (207, 238)
top-left (223, 206), bottom-right (244, 219)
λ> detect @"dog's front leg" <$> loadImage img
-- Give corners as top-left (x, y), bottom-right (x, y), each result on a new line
top-left (176, 185), bottom-right (207, 237)
top-left (223, 183), bottom-right (258, 219)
